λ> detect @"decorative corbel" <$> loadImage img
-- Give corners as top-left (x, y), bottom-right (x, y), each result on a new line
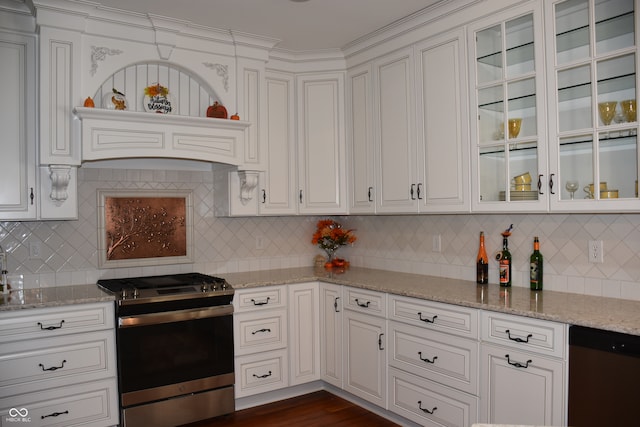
top-left (238, 171), bottom-right (259, 205)
top-left (48, 165), bottom-right (72, 206)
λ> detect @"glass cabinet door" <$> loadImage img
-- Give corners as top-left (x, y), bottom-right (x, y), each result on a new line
top-left (470, 5), bottom-right (547, 211)
top-left (548, 0), bottom-right (638, 210)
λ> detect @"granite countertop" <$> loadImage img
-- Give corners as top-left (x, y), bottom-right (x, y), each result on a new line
top-left (223, 266), bottom-right (640, 337)
top-left (2, 267), bottom-right (638, 337)
top-left (0, 284), bottom-right (115, 312)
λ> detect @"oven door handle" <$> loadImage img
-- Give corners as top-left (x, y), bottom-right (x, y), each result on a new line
top-left (118, 305), bottom-right (233, 328)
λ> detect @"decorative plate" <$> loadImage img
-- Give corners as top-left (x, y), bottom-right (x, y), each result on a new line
top-left (143, 83), bottom-right (174, 114)
top-left (103, 89), bottom-right (128, 110)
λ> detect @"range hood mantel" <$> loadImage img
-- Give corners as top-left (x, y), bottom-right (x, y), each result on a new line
top-left (74, 107), bottom-right (252, 166)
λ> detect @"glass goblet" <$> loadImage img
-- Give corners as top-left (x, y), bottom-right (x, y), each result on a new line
top-left (565, 180), bottom-right (579, 200)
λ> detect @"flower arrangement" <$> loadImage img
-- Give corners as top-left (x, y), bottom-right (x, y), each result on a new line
top-left (144, 83), bottom-right (169, 97)
top-left (312, 219), bottom-right (356, 265)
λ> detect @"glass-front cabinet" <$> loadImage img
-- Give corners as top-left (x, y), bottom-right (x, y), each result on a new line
top-left (469, 3), bottom-right (547, 211)
top-left (546, 0), bottom-right (639, 211)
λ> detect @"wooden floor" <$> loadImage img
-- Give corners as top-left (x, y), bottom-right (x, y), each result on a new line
top-left (184, 391), bottom-right (400, 427)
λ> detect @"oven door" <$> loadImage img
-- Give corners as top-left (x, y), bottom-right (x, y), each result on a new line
top-left (117, 304), bottom-right (234, 408)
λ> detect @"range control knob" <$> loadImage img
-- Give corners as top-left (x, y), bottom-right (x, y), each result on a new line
top-left (121, 289), bottom-right (128, 299)
top-left (132, 288), bottom-right (140, 298)
top-left (221, 281), bottom-right (228, 290)
top-left (201, 283), bottom-right (209, 292)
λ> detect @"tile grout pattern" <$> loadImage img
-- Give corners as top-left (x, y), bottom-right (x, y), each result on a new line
top-left (1, 167), bottom-right (639, 301)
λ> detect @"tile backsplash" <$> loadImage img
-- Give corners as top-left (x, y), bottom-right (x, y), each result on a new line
top-left (2, 167), bottom-right (640, 301)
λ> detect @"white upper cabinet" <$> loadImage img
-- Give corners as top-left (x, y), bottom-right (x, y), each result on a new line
top-left (351, 29), bottom-right (469, 215)
top-left (546, 0), bottom-right (640, 212)
top-left (260, 71), bottom-right (298, 215)
top-left (373, 47), bottom-right (418, 213)
top-left (297, 72), bottom-right (347, 215)
top-left (469, 2), bottom-right (548, 213)
top-left (415, 29), bottom-right (470, 213)
top-left (347, 63), bottom-right (376, 214)
top-left (0, 30), bottom-right (36, 220)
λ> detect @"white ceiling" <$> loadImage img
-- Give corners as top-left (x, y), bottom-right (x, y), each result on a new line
top-left (89, 0), bottom-right (445, 52)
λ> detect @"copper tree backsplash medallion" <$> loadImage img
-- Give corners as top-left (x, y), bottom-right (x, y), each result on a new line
top-left (97, 189), bottom-right (194, 268)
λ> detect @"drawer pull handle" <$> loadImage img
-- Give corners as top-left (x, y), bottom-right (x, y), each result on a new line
top-left (418, 352), bottom-right (438, 364)
top-left (39, 360), bottom-right (67, 372)
top-left (505, 354), bottom-right (532, 369)
top-left (355, 298), bottom-right (370, 308)
top-left (251, 297), bottom-right (270, 306)
top-left (418, 401), bottom-right (437, 414)
top-left (334, 297), bottom-right (340, 312)
top-left (505, 329), bottom-right (533, 343)
top-left (418, 313), bottom-right (437, 323)
top-left (37, 320), bottom-right (65, 330)
top-left (42, 410), bottom-right (69, 419)
top-left (252, 328), bottom-right (271, 335)
top-left (378, 333), bottom-right (384, 350)
top-left (253, 371), bottom-right (272, 379)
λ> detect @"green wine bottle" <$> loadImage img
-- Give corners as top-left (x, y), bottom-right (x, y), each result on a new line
top-left (530, 236), bottom-right (543, 290)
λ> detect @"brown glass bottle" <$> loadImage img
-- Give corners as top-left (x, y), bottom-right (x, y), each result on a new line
top-left (476, 232), bottom-right (488, 284)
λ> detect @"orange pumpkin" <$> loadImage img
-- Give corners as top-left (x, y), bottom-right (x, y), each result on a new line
top-left (83, 97), bottom-right (95, 108)
top-left (230, 113), bottom-right (240, 120)
top-left (206, 101), bottom-right (228, 119)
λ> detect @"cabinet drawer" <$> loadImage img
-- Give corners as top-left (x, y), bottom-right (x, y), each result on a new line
top-left (343, 287), bottom-right (386, 317)
top-left (389, 295), bottom-right (479, 339)
top-left (481, 311), bottom-right (566, 358)
top-left (0, 378), bottom-right (119, 427)
top-left (0, 303), bottom-right (114, 344)
top-left (389, 321), bottom-right (478, 395)
top-left (388, 366), bottom-right (478, 427)
top-left (233, 286), bottom-right (287, 312)
top-left (0, 330), bottom-right (116, 398)
top-left (235, 349), bottom-right (288, 398)
top-left (234, 308), bottom-right (287, 355)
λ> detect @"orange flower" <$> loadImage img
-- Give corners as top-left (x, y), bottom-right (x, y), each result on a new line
top-left (144, 84), bottom-right (169, 97)
top-left (311, 219), bottom-right (356, 253)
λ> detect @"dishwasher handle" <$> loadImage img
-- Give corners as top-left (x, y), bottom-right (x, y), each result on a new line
top-left (570, 325), bottom-right (640, 358)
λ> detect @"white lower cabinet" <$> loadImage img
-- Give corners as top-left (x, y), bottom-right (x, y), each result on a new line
top-left (0, 303), bottom-right (119, 426)
top-left (343, 302), bottom-right (387, 408)
top-left (389, 366), bottom-right (478, 427)
top-left (479, 311), bottom-right (566, 425)
top-left (387, 295), bottom-right (479, 426)
top-left (319, 282), bottom-right (343, 387)
top-left (288, 282), bottom-right (320, 386)
top-left (234, 284), bottom-right (569, 426)
top-left (235, 349), bottom-right (289, 398)
top-left (233, 286), bottom-right (289, 398)
top-left (234, 283), bottom-right (319, 397)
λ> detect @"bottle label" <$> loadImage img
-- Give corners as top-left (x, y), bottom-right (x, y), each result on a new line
top-left (477, 263), bottom-right (488, 284)
top-left (530, 261), bottom-right (541, 288)
top-left (499, 259), bottom-right (510, 285)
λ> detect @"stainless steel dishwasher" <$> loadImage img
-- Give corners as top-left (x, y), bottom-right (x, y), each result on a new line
top-left (568, 325), bottom-right (640, 426)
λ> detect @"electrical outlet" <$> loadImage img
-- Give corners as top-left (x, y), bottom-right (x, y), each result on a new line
top-left (29, 242), bottom-right (41, 259)
top-left (432, 234), bottom-right (442, 253)
top-left (588, 240), bottom-right (604, 263)
top-left (255, 235), bottom-right (264, 250)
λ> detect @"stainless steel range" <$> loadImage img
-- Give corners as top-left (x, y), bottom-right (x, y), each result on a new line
top-left (98, 273), bottom-right (235, 427)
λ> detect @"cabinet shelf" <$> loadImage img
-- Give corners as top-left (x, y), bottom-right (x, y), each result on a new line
top-left (559, 133), bottom-right (636, 149)
top-left (556, 11), bottom-right (634, 55)
top-left (477, 42), bottom-right (534, 68)
top-left (558, 73), bottom-right (635, 102)
top-left (479, 93), bottom-right (536, 111)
